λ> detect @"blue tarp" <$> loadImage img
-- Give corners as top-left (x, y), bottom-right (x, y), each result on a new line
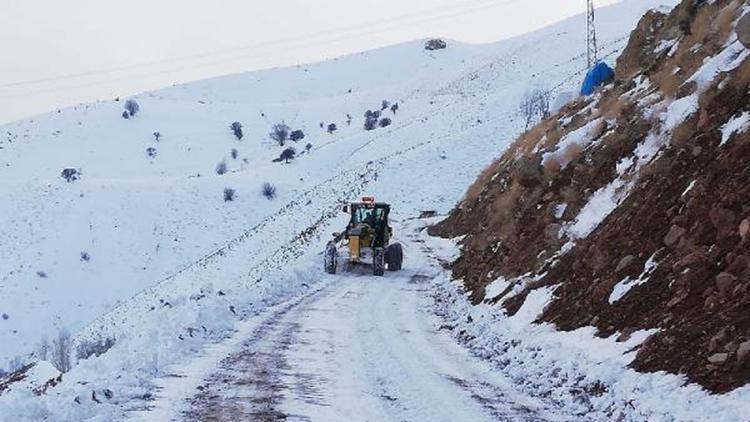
top-left (580, 62), bottom-right (614, 96)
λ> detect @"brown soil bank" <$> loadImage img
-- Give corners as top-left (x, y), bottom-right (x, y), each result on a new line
top-left (431, 0), bottom-right (750, 393)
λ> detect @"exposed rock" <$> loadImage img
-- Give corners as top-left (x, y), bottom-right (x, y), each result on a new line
top-left (739, 218), bottom-right (749, 239)
top-left (737, 341), bottom-right (750, 362)
top-left (664, 225), bottom-right (685, 247)
top-left (514, 156), bottom-right (543, 187)
top-left (737, 13), bottom-right (750, 49)
top-left (709, 207), bottom-right (736, 236)
top-left (673, 249), bottom-right (706, 272)
top-left (545, 224), bottom-right (562, 241)
top-left (615, 255), bottom-right (636, 273)
top-left (715, 272), bottom-right (737, 297)
top-left (707, 353), bottom-right (728, 365)
top-left (709, 328), bottom-right (727, 353)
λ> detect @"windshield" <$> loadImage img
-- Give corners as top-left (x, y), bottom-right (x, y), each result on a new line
top-left (353, 207), bottom-right (385, 226)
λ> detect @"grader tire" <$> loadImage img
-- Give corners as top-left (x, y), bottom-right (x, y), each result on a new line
top-left (373, 247), bottom-right (385, 276)
top-left (324, 242), bottom-right (338, 275)
top-left (386, 243), bottom-right (403, 271)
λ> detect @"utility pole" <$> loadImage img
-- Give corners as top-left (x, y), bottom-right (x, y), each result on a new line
top-left (587, 0), bottom-right (598, 67)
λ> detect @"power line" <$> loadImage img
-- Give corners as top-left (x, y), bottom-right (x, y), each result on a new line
top-left (0, 0), bottom-right (522, 91)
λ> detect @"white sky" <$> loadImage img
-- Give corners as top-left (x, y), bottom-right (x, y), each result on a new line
top-left (0, 0), bottom-right (620, 124)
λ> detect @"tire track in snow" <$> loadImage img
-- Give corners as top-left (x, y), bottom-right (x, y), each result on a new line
top-left (176, 225), bottom-right (563, 421)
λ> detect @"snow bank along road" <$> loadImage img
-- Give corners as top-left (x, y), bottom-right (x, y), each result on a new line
top-left (137, 223), bottom-right (561, 422)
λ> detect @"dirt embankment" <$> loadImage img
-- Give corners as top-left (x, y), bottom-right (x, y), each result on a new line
top-left (431, 0), bottom-right (750, 392)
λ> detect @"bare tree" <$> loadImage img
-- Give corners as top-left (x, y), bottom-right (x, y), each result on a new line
top-left (519, 88), bottom-right (552, 130)
top-left (38, 335), bottom-right (50, 361)
top-left (51, 329), bottom-right (72, 373)
top-left (270, 122), bottom-right (291, 146)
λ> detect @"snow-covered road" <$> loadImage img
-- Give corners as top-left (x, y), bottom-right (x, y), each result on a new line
top-left (141, 226), bottom-right (559, 422)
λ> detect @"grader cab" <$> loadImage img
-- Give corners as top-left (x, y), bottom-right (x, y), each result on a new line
top-left (324, 197), bottom-right (403, 276)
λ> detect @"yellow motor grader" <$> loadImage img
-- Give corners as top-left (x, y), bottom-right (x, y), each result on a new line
top-left (324, 197), bottom-right (403, 276)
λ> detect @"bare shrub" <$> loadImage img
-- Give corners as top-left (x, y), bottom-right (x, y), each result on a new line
top-left (230, 148), bottom-right (239, 159)
top-left (425, 39), bottom-right (447, 50)
top-left (216, 160), bottom-right (228, 175)
top-left (290, 130), bottom-right (305, 142)
top-left (76, 337), bottom-right (115, 361)
top-left (279, 147), bottom-right (296, 163)
top-left (38, 335), bottom-right (50, 361)
top-left (51, 329), bottom-right (72, 373)
top-left (262, 183), bottom-right (277, 200)
top-left (519, 88), bottom-right (552, 130)
top-left (146, 147), bottom-right (157, 158)
top-left (61, 168), bottom-right (81, 183)
top-left (230, 122), bottom-right (243, 140)
top-left (379, 118), bottom-right (392, 128)
top-left (224, 187), bottom-right (236, 202)
top-left (7, 356), bottom-right (24, 372)
top-left (124, 99), bottom-right (140, 117)
top-left (327, 123), bottom-right (337, 134)
top-left (270, 122), bottom-right (290, 146)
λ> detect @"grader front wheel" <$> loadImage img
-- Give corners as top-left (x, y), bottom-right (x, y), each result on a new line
top-left (373, 247), bottom-right (385, 276)
top-left (324, 242), bottom-right (338, 275)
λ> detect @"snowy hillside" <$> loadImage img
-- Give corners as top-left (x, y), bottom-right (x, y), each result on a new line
top-left (0, 1), bottom-right (685, 420)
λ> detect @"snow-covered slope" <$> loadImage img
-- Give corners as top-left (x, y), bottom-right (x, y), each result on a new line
top-left (0, 0), bottom-right (677, 419)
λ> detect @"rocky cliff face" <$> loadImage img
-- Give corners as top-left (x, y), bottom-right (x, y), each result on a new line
top-left (432, 0), bottom-right (750, 392)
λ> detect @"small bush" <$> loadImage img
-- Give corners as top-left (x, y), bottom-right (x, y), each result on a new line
top-left (305, 143), bottom-right (313, 153)
top-left (346, 114), bottom-right (352, 126)
top-left (146, 147), bottom-right (157, 158)
top-left (76, 337), bottom-right (115, 361)
top-left (327, 123), bottom-right (337, 134)
top-left (224, 187), bottom-right (236, 202)
top-left (80, 251), bottom-right (90, 262)
top-left (51, 329), bottom-right (72, 373)
top-left (121, 110), bottom-right (130, 119)
top-left (270, 122), bottom-right (290, 146)
top-left (290, 129), bottom-right (305, 142)
top-left (124, 99), bottom-right (140, 117)
top-left (364, 117), bottom-right (378, 131)
top-left (390, 103), bottom-right (399, 114)
top-left (364, 109), bottom-right (381, 120)
top-left (216, 160), bottom-right (228, 175)
top-left (230, 148), bottom-right (239, 159)
top-left (1, 313), bottom-right (8, 320)
top-left (153, 132), bottom-right (161, 142)
top-left (381, 100), bottom-right (390, 110)
top-left (61, 168), bottom-right (81, 183)
top-left (36, 271), bottom-right (47, 278)
top-left (230, 122), bottom-right (243, 140)
top-left (379, 118), bottom-right (392, 128)
top-left (280, 147), bottom-right (296, 163)
top-left (262, 183), bottom-right (277, 200)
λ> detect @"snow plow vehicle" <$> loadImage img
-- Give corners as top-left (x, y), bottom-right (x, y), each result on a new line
top-left (324, 197), bottom-right (403, 276)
